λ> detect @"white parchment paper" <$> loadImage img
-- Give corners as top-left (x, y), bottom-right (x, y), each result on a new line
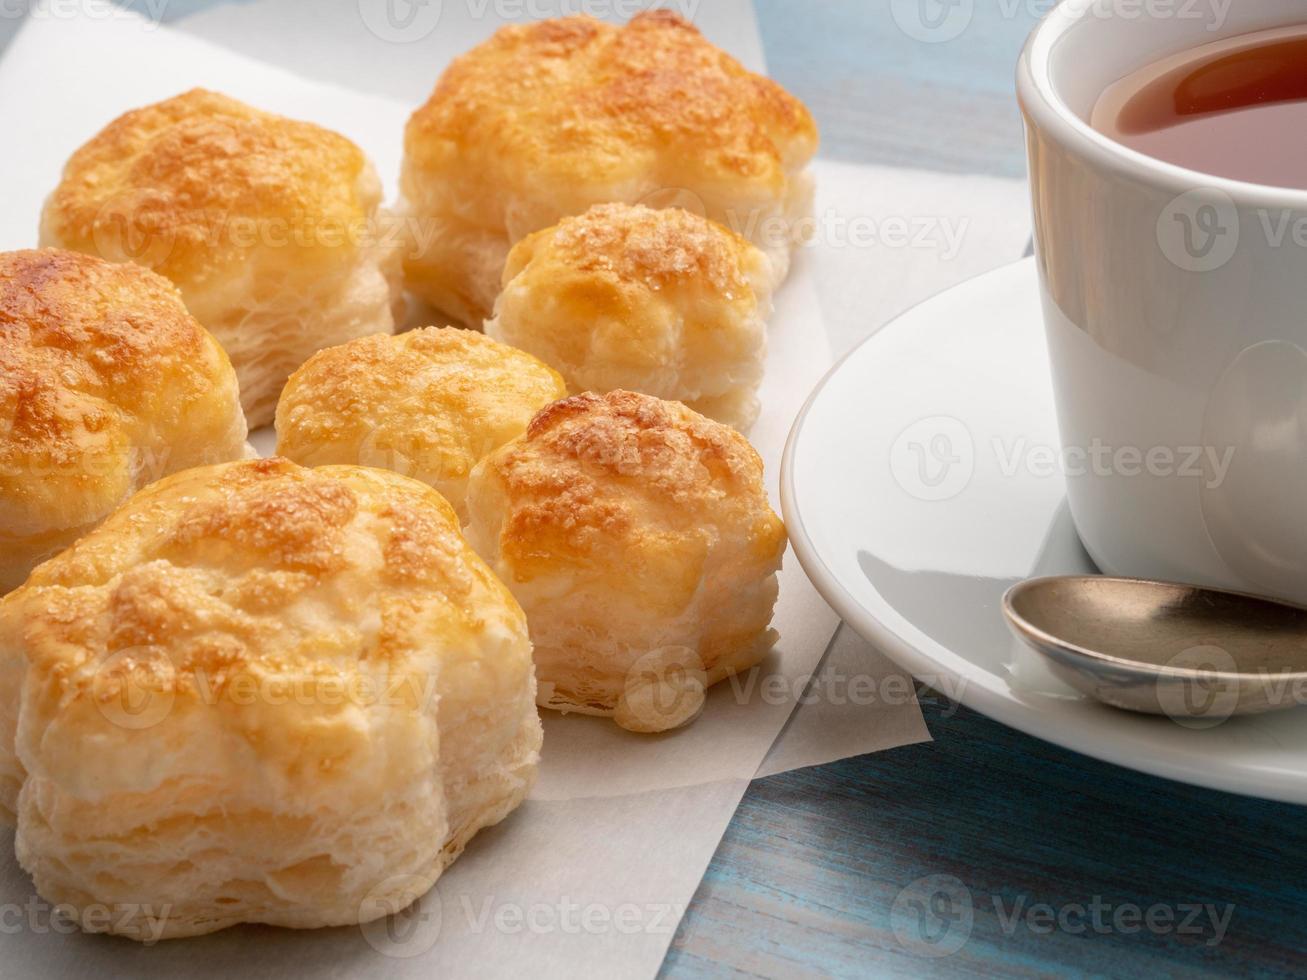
top-left (0, 3), bottom-right (837, 976)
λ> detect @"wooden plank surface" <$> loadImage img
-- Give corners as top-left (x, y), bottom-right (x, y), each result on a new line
top-left (665, 694), bottom-right (1307, 978)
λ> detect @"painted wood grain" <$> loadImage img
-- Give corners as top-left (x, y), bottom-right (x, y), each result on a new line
top-left (753, 0), bottom-right (1040, 178)
top-left (663, 693), bottom-right (1307, 979)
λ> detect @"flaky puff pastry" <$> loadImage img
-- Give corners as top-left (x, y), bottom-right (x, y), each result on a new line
top-left (400, 11), bottom-right (817, 326)
top-left (276, 327), bottom-right (566, 521)
top-left (0, 248), bottom-right (247, 596)
top-left (466, 390), bottom-right (786, 733)
top-left (0, 458), bottom-right (540, 940)
top-left (39, 89), bottom-right (404, 428)
top-left (488, 204), bottom-right (776, 431)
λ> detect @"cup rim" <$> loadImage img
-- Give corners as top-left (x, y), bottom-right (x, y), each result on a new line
top-left (1016, 4), bottom-right (1307, 209)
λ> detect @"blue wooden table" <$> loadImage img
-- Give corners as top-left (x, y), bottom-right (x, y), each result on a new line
top-left (664, 3), bottom-right (1307, 977)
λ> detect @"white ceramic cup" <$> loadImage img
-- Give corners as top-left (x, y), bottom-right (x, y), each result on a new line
top-left (1018, 1), bottom-right (1307, 605)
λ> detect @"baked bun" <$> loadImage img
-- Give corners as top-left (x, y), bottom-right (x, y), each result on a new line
top-left (276, 327), bottom-right (567, 520)
top-left (466, 390), bottom-right (786, 732)
top-left (0, 248), bottom-right (247, 596)
top-left (40, 89), bottom-right (404, 428)
top-left (0, 458), bottom-right (540, 940)
top-left (487, 203), bottom-right (775, 430)
top-left (400, 11), bottom-right (817, 325)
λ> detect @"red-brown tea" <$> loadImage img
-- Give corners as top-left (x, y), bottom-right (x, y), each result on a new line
top-left (1092, 26), bottom-right (1307, 189)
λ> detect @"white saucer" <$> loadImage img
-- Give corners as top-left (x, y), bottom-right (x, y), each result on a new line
top-left (782, 258), bottom-right (1307, 803)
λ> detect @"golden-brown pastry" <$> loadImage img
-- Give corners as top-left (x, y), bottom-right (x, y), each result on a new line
top-left (276, 327), bottom-right (566, 520)
top-left (487, 203), bottom-right (775, 430)
top-left (400, 11), bottom-right (817, 326)
top-left (0, 248), bottom-right (247, 596)
top-left (465, 390), bottom-right (787, 732)
top-left (0, 458), bottom-right (540, 940)
top-left (40, 89), bottom-right (404, 427)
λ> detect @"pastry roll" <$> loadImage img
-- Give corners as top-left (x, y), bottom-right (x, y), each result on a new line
top-left (275, 326), bottom-right (566, 520)
top-left (0, 458), bottom-right (540, 940)
top-left (487, 203), bottom-right (775, 430)
top-left (466, 390), bottom-right (787, 732)
top-left (40, 89), bottom-right (404, 427)
top-left (400, 11), bottom-right (817, 325)
top-left (0, 248), bottom-right (247, 595)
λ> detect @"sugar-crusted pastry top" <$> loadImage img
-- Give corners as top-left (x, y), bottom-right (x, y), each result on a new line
top-left (472, 390), bottom-right (786, 608)
top-left (403, 12), bottom-right (818, 221)
top-left (0, 248), bottom-right (245, 540)
top-left (275, 327), bottom-right (566, 513)
top-left (489, 204), bottom-right (773, 430)
top-left (41, 89), bottom-right (374, 287)
top-left (503, 202), bottom-right (769, 295)
top-left (0, 457), bottom-right (540, 939)
top-left (5, 459), bottom-right (526, 766)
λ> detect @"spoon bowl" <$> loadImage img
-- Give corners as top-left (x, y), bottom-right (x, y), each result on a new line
top-left (1003, 576), bottom-right (1307, 721)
